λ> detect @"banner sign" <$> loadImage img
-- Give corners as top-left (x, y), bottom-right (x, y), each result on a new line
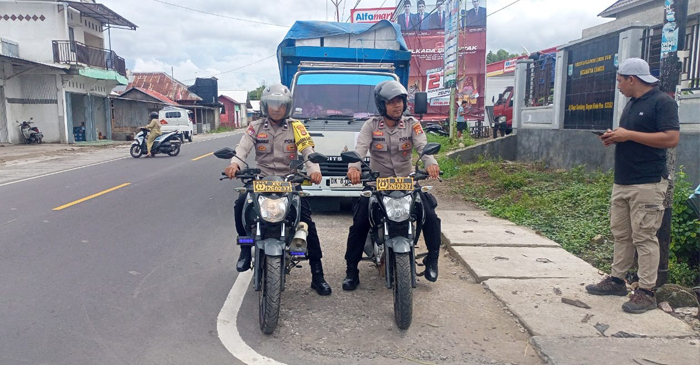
top-left (350, 8), bottom-right (396, 23)
top-left (395, 0), bottom-right (487, 120)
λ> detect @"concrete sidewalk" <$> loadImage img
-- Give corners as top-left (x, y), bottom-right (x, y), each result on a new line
top-left (438, 209), bottom-right (700, 365)
top-left (0, 130), bottom-right (242, 186)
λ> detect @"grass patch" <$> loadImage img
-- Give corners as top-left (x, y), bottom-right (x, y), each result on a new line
top-left (210, 126), bottom-right (236, 133)
top-left (448, 158), bottom-right (699, 286)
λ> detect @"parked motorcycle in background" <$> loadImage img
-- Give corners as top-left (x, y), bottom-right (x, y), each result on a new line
top-left (16, 118), bottom-right (43, 144)
top-left (129, 128), bottom-right (182, 158)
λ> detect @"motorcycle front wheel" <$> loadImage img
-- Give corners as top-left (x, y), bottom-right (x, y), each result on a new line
top-left (259, 255), bottom-right (282, 334)
top-left (392, 252), bottom-right (413, 330)
top-left (130, 144), bottom-right (142, 158)
top-left (167, 144), bottom-right (181, 157)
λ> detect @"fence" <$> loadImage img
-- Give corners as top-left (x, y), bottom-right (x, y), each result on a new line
top-left (642, 15), bottom-right (700, 91)
top-left (524, 54), bottom-right (556, 107)
top-left (52, 40), bottom-right (126, 77)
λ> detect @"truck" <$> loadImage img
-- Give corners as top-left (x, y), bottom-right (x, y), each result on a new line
top-left (277, 20), bottom-right (412, 202)
top-left (491, 86), bottom-right (514, 138)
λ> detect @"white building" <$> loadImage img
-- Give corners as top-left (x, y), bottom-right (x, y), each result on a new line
top-left (0, 0), bottom-right (136, 144)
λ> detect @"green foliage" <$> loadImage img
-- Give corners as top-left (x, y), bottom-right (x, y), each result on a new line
top-left (451, 160), bottom-right (699, 286)
top-left (486, 49), bottom-right (522, 64)
top-left (426, 133), bottom-right (475, 152)
top-left (211, 126), bottom-right (236, 133)
top-left (247, 84), bottom-right (266, 101)
top-left (670, 168), bottom-right (700, 285)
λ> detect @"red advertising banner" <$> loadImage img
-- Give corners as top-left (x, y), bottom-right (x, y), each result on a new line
top-left (395, 0), bottom-right (487, 122)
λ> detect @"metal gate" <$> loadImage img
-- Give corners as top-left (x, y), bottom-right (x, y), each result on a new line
top-left (0, 86), bottom-right (7, 143)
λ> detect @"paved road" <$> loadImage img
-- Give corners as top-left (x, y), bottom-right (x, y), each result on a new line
top-left (0, 135), bottom-right (541, 365)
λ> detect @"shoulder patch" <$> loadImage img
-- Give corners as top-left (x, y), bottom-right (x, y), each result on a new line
top-left (246, 125), bottom-right (256, 137)
top-left (291, 121), bottom-right (314, 151)
top-left (412, 123), bottom-right (424, 135)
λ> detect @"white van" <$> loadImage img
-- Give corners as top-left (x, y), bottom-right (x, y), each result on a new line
top-left (158, 106), bottom-right (194, 142)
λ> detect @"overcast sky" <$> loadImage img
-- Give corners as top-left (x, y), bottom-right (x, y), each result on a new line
top-left (104, 0), bottom-right (617, 91)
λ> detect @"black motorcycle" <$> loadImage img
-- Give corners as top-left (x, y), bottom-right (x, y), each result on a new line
top-left (423, 122), bottom-right (449, 137)
top-left (341, 142), bottom-right (442, 329)
top-left (215, 147), bottom-right (327, 334)
top-left (130, 128), bottom-right (181, 158)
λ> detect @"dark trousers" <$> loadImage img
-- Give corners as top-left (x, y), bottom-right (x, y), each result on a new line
top-left (345, 191), bottom-right (441, 265)
top-left (234, 190), bottom-right (323, 261)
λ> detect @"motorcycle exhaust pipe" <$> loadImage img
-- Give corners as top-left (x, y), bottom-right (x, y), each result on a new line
top-left (289, 222), bottom-right (308, 257)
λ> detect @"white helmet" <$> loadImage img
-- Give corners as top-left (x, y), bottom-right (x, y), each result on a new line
top-left (260, 83), bottom-right (293, 120)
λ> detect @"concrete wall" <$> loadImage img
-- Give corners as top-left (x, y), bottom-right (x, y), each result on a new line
top-left (679, 94), bottom-right (700, 125)
top-left (516, 129), bottom-right (616, 173)
top-left (0, 2), bottom-right (66, 62)
top-left (521, 106), bottom-right (555, 129)
top-left (447, 135), bottom-right (517, 164)
top-left (2, 72), bottom-right (65, 143)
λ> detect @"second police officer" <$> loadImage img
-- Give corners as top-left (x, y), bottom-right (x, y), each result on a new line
top-left (342, 80), bottom-right (442, 290)
top-left (224, 84), bottom-right (332, 296)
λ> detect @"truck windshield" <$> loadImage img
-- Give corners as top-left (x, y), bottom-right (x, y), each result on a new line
top-left (292, 73), bottom-right (395, 119)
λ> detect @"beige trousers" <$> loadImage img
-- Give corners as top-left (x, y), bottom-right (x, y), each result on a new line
top-left (610, 179), bottom-right (668, 289)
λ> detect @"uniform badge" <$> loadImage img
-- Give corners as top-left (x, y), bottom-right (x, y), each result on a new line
top-left (403, 150), bottom-right (409, 156)
top-left (401, 142), bottom-right (412, 150)
top-left (257, 145), bottom-right (267, 152)
top-left (286, 144), bottom-right (297, 152)
top-left (288, 153), bottom-right (297, 160)
top-left (412, 123), bottom-right (424, 135)
top-left (295, 123), bottom-right (308, 136)
top-left (257, 132), bottom-right (268, 139)
top-left (375, 144), bottom-right (384, 150)
top-left (246, 125), bottom-right (256, 137)
top-left (373, 130), bottom-right (384, 137)
top-left (398, 120), bottom-right (405, 128)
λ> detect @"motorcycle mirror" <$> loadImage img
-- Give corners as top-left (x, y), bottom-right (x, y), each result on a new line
top-left (341, 151), bottom-right (362, 163)
top-left (307, 152), bottom-right (328, 164)
top-left (214, 147), bottom-right (236, 160)
top-left (414, 92), bottom-right (428, 115)
top-left (420, 142), bottom-right (441, 156)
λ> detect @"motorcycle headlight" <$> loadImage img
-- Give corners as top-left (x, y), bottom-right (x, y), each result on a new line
top-left (382, 195), bottom-right (412, 222)
top-left (497, 116), bottom-right (507, 123)
top-left (258, 196), bottom-right (288, 223)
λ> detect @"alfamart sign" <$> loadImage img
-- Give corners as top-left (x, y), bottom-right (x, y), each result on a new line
top-left (350, 8), bottom-right (395, 23)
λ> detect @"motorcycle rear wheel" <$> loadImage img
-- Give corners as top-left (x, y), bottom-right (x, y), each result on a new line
top-left (130, 145), bottom-right (142, 158)
top-left (259, 255), bottom-right (282, 334)
top-left (392, 252), bottom-right (413, 330)
top-left (167, 144), bottom-right (181, 157)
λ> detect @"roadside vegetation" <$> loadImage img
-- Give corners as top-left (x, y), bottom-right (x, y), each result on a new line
top-left (210, 126), bottom-right (237, 133)
top-left (443, 156), bottom-right (699, 287)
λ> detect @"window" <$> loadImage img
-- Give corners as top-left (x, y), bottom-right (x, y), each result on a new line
top-left (68, 27), bottom-right (75, 52)
top-left (0, 39), bottom-right (19, 57)
top-left (165, 112), bottom-right (182, 118)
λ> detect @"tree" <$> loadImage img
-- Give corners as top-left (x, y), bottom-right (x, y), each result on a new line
top-left (248, 84), bottom-right (266, 101)
top-left (486, 49), bottom-right (522, 64)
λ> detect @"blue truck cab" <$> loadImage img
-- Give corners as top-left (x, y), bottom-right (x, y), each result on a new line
top-left (277, 20), bottom-right (412, 198)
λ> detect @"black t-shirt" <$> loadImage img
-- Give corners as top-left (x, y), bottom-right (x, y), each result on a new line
top-left (615, 88), bottom-right (680, 185)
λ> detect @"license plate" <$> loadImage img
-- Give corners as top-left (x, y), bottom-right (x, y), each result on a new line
top-left (376, 177), bottom-right (414, 191)
top-left (252, 180), bottom-right (293, 193)
top-left (329, 177), bottom-right (361, 188)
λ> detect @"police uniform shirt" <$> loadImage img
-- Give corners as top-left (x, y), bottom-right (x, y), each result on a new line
top-left (232, 118), bottom-right (321, 177)
top-left (349, 116), bottom-right (438, 178)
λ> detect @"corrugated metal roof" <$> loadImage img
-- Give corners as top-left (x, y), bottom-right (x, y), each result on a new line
top-left (249, 100), bottom-right (261, 112)
top-left (598, 0), bottom-right (655, 18)
top-left (220, 90), bottom-right (248, 104)
top-left (124, 87), bottom-right (178, 105)
top-left (127, 72), bottom-right (202, 102)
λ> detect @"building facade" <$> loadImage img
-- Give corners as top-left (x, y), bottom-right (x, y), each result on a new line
top-left (0, 0), bottom-right (135, 144)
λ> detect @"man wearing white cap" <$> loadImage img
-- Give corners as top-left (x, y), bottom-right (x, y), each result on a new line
top-left (585, 58), bottom-right (680, 314)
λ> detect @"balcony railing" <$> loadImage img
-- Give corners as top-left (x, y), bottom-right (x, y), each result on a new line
top-left (52, 40), bottom-right (126, 77)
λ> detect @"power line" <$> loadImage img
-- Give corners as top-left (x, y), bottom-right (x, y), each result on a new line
top-left (149, 0), bottom-right (289, 27)
top-left (345, 0), bottom-right (363, 22)
top-left (180, 54), bottom-right (277, 82)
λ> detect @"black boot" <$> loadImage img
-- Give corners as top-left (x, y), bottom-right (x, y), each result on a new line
top-left (422, 253), bottom-right (439, 282)
top-left (236, 246), bottom-right (251, 272)
top-left (342, 263), bottom-right (360, 291)
top-left (310, 260), bottom-right (332, 296)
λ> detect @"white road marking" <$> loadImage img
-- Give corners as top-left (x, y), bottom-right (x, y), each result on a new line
top-left (0, 157), bottom-right (129, 188)
top-left (217, 270), bottom-right (287, 365)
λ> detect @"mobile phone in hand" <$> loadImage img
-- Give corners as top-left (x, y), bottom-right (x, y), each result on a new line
top-left (591, 131), bottom-right (605, 136)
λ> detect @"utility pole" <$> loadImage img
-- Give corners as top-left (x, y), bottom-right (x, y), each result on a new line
top-left (330, 0), bottom-right (342, 22)
top-left (656, 0), bottom-right (688, 287)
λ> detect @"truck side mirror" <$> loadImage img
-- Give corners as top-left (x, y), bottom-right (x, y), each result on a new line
top-left (414, 92), bottom-right (428, 114)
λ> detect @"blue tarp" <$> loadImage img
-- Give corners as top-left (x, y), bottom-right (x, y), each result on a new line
top-left (277, 20), bottom-right (408, 76)
top-left (278, 20), bottom-right (408, 51)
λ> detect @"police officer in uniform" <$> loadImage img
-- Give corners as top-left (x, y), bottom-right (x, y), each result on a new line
top-left (342, 80), bottom-right (442, 291)
top-left (224, 84), bottom-right (332, 296)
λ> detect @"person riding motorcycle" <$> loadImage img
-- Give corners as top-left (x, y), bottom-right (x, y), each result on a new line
top-left (224, 83), bottom-right (332, 296)
top-left (144, 111), bottom-right (162, 157)
top-left (342, 80), bottom-right (442, 291)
